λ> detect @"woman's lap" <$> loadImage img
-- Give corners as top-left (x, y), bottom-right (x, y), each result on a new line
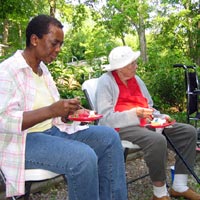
top-left (25, 125), bottom-right (127, 200)
top-left (25, 125), bottom-right (121, 171)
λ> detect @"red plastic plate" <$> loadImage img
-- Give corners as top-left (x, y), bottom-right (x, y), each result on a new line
top-left (148, 120), bottom-right (176, 128)
top-left (68, 114), bottom-right (103, 122)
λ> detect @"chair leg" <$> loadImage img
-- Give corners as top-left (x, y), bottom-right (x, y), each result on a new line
top-left (62, 174), bottom-right (68, 186)
top-left (124, 147), bottom-right (149, 185)
top-left (12, 183), bottom-right (31, 200)
top-left (126, 173), bottom-right (149, 185)
top-left (124, 148), bottom-right (129, 161)
top-left (23, 181), bottom-right (32, 200)
top-left (8, 197), bottom-right (17, 200)
top-left (163, 131), bottom-right (200, 184)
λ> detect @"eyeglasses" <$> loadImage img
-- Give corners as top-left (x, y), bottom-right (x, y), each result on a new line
top-left (126, 61), bottom-right (137, 68)
top-left (131, 61), bottom-right (137, 66)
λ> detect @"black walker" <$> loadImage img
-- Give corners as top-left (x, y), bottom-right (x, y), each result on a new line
top-left (173, 64), bottom-right (200, 127)
top-left (172, 63), bottom-right (200, 184)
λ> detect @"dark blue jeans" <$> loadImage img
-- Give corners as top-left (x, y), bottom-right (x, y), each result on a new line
top-left (25, 125), bottom-right (127, 200)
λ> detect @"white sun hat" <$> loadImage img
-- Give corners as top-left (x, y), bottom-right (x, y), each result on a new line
top-left (102, 46), bottom-right (141, 71)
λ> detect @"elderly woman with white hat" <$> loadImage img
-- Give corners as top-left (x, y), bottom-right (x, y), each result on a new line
top-left (95, 46), bottom-right (200, 200)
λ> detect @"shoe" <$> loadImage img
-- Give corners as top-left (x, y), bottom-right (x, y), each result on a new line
top-left (170, 188), bottom-right (200, 200)
top-left (152, 195), bottom-right (171, 200)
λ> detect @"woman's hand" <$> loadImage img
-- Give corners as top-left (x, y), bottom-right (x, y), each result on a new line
top-left (136, 107), bottom-right (154, 119)
top-left (61, 108), bottom-right (91, 123)
top-left (49, 98), bottom-right (81, 118)
top-left (70, 108), bottom-right (90, 117)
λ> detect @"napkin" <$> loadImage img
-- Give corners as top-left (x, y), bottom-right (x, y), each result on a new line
top-left (57, 121), bottom-right (89, 134)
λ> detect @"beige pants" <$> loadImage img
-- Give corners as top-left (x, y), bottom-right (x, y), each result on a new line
top-left (119, 123), bottom-right (197, 182)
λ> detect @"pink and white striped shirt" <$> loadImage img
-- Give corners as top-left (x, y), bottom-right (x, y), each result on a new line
top-left (0, 50), bottom-right (62, 197)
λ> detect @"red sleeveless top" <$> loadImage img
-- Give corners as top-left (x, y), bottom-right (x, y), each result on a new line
top-left (112, 71), bottom-right (148, 112)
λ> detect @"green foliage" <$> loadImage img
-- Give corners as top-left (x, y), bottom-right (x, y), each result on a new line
top-left (151, 0), bottom-right (200, 65)
top-left (170, 112), bottom-right (187, 124)
top-left (137, 47), bottom-right (191, 113)
top-left (0, 0), bottom-right (49, 20)
top-left (71, 4), bottom-right (89, 31)
top-left (143, 66), bottom-right (185, 113)
top-left (48, 61), bottom-right (86, 99)
top-left (64, 29), bottom-right (87, 61)
top-left (0, 0), bottom-right (50, 55)
top-left (140, 26), bottom-right (196, 113)
top-left (48, 48), bottom-right (104, 107)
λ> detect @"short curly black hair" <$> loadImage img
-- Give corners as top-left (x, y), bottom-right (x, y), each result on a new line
top-left (26, 14), bottom-right (63, 47)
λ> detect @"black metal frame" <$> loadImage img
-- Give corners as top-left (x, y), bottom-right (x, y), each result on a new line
top-left (172, 64), bottom-right (200, 183)
top-left (163, 131), bottom-right (200, 184)
top-left (174, 64), bottom-right (200, 127)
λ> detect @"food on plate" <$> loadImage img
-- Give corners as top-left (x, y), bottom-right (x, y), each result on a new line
top-left (70, 109), bottom-right (97, 118)
top-left (150, 117), bottom-right (175, 126)
top-left (151, 118), bottom-right (166, 126)
top-left (68, 109), bottom-right (102, 122)
top-left (88, 110), bottom-right (96, 117)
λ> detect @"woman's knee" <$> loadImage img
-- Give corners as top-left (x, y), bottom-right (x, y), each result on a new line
top-left (182, 124), bottom-right (197, 141)
top-left (94, 125), bottom-right (122, 145)
top-left (150, 134), bottom-right (167, 151)
top-left (68, 147), bottom-right (98, 174)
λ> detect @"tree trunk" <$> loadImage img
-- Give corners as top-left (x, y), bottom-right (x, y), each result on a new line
top-left (120, 31), bottom-right (126, 46)
top-left (1, 19), bottom-right (9, 56)
top-left (196, 2), bottom-right (200, 65)
top-left (137, 13), bottom-right (148, 63)
top-left (2, 19), bottom-right (9, 45)
top-left (183, 0), bottom-right (200, 65)
top-left (49, 0), bottom-right (56, 17)
top-left (18, 22), bottom-right (23, 48)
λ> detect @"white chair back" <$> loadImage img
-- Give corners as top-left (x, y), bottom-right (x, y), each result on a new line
top-left (82, 78), bottom-right (99, 110)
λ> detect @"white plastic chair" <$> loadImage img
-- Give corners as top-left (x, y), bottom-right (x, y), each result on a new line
top-left (25, 169), bottom-right (59, 181)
